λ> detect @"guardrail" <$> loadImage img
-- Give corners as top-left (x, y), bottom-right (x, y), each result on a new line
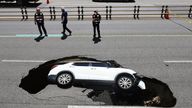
top-left (0, 5), bottom-right (191, 21)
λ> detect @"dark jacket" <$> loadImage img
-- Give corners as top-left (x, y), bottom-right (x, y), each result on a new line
top-left (34, 12), bottom-right (44, 24)
top-left (61, 11), bottom-right (68, 24)
top-left (92, 13), bottom-right (101, 24)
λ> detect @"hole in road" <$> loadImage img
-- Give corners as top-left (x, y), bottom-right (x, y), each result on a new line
top-left (19, 56), bottom-right (177, 107)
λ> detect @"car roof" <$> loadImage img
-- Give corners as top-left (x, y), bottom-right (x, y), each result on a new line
top-left (71, 61), bottom-right (104, 63)
top-left (55, 60), bottom-right (122, 68)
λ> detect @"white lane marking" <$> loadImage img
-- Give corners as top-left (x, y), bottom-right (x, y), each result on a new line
top-left (2, 59), bottom-right (192, 63)
top-left (0, 35), bottom-right (15, 37)
top-left (164, 60), bottom-right (192, 63)
top-left (1, 60), bottom-right (47, 63)
top-left (0, 34), bottom-right (192, 38)
top-left (68, 106), bottom-right (153, 108)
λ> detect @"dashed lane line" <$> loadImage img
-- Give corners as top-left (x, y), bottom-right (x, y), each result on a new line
top-left (2, 59), bottom-right (192, 64)
top-left (1, 60), bottom-right (47, 63)
top-left (164, 60), bottom-right (192, 63)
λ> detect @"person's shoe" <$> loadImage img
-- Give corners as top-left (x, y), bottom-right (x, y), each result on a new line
top-left (69, 32), bottom-right (72, 36)
top-left (44, 34), bottom-right (48, 37)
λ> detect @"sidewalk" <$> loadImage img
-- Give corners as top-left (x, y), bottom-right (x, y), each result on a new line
top-left (38, 0), bottom-right (192, 7)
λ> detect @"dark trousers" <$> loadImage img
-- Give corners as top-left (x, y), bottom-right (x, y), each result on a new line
top-left (63, 23), bottom-right (71, 35)
top-left (93, 23), bottom-right (100, 38)
top-left (189, 11), bottom-right (192, 18)
top-left (37, 23), bottom-right (47, 36)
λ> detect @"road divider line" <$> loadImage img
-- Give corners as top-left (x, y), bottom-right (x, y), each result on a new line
top-left (0, 35), bottom-right (15, 37)
top-left (68, 106), bottom-right (153, 108)
top-left (3, 59), bottom-right (192, 64)
top-left (16, 34), bottom-right (63, 37)
top-left (15, 34), bottom-right (192, 37)
top-left (1, 60), bottom-right (47, 63)
top-left (164, 60), bottom-right (192, 63)
top-left (0, 34), bottom-right (191, 38)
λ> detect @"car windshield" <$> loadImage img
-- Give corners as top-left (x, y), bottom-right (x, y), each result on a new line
top-left (104, 60), bottom-right (123, 68)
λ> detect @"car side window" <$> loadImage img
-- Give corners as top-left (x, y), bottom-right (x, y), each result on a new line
top-left (73, 63), bottom-right (90, 66)
top-left (91, 63), bottom-right (108, 67)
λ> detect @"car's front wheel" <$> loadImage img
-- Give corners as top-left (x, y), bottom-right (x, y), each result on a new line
top-left (116, 75), bottom-right (134, 91)
top-left (56, 72), bottom-right (73, 88)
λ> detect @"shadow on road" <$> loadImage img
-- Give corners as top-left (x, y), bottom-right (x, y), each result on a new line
top-left (34, 36), bottom-right (45, 42)
top-left (61, 34), bottom-right (68, 40)
top-left (92, 37), bottom-right (101, 44)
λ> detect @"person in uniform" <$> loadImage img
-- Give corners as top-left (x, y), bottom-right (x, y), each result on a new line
top-left (61, 8), bottom-right (72, 36)
top-left (34, 7), bottom-right (48, 37)
top-left (92, 10), bottom-right (101, 39)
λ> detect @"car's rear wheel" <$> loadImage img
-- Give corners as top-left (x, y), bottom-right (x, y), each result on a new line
top-left (116, 75), bottom-right (134, 91)
top-left (56, 72), bottom-right (73, 88)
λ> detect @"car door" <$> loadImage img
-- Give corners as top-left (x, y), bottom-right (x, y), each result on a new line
top-left (89, 62), bottom-right (112, 80)
top-left (70, 62), bottom-right (92, 80)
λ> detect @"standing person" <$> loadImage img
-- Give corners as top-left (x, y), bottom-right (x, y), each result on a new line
top-left (92, 10), bottom-right (101, 39)
top-left (34, 7), bottom-right (48, 37)
top-left (61, 8), bottom-right (72, 36)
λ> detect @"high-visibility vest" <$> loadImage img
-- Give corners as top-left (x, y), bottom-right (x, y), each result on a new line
top-left (35, 12), bottom-right (44, 23)
top-left (92, 13), bottom-right (101, 23)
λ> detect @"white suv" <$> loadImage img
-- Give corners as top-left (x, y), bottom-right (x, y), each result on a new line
top-left (48, 61), bottom-right (145, 91)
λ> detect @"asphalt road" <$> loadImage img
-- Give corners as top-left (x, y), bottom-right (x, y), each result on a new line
top-left (0, 19), bottom-right (192, 108)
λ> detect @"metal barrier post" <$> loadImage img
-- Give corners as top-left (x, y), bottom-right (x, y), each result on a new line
top-left (109, 6), bottom-right (112, 20)
top-left (81, 6), bottom-right (84, 20)
top-left (137, 6), bottom-right (140, 19)
top-left (49, 7), bottom-right (53, 20)
top-left (161, 5), bottom-right (165, 19)
top-left (188, 5), bottom-right (192, 18)
top-left (164, 5), bottom-right (170, 19)
top-left (21, 7), bottom-right (24, 20)
top-left (133, 6), bottom-right (136, 19)
top-left (106, 6), bottom-right (108, 20)
top-left (78, 6), bottom-right (80, 20)
top-left (53, 7), bottom-right (56, 20)
top-left (24, 7), bottom-right (28, 20)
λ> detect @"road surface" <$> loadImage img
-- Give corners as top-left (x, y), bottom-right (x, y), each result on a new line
top-left (0, 19), bottom-right (192, 108)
